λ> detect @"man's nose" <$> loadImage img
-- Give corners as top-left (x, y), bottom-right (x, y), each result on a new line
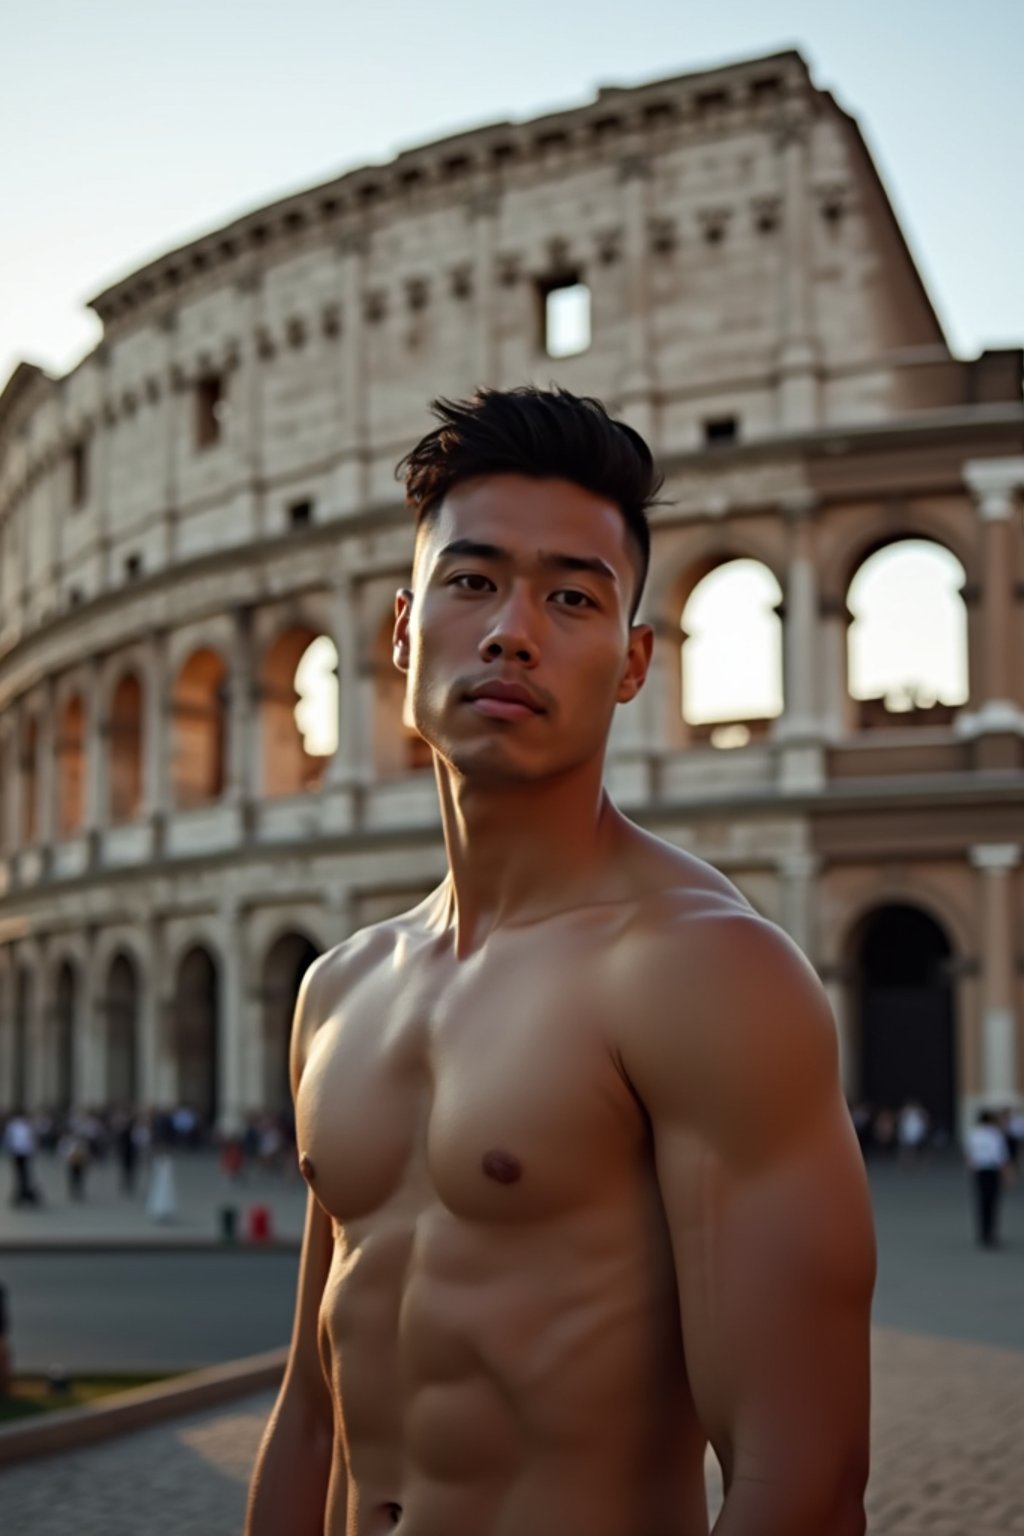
top-left (479, 591), bottom-right (540, 666)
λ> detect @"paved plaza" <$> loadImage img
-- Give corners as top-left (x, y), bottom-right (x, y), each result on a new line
top-left (1, 1154), bottom-right (1023, 1532)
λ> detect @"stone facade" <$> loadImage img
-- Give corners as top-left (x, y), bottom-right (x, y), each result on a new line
top-left (0, 49), bottom-right (1021, 1135)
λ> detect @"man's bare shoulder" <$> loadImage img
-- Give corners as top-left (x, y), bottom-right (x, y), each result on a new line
top-left (291, 890), bottom-right (444, 1071)
top-left (612, 863), bottom-right (842, 1168)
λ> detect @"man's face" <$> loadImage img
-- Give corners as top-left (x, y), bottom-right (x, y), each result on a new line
top-left (393, 474), bottom-right (652, 782)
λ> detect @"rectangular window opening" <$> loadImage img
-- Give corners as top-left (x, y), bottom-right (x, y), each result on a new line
top-left (124, 553), bottom-right (143, 580)
top-left (195, 374), bottom-right (225, 451)
top-left (539, 275), bottom-right (591, 359)
top-left (703, 416), bottom-right (739, 446)
top-left (70, 441), bottom-right (88, 508)
top-left (289, 499), bottom-right (314, 529)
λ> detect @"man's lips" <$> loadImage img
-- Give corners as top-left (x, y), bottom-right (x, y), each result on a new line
top-left (465, 680), bottom-right (546, 719)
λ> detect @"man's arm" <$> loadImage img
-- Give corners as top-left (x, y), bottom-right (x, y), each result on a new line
top-left (622, 911), bottom-right (876, 1536)
top-left (246, 958), bottom-right (339, 1536)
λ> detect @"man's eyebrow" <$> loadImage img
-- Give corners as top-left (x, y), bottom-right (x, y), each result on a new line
top-left (435, 539), bottom-right (618, 585)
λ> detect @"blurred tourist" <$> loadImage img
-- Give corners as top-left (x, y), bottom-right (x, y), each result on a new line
top-left (966, 1109), bottom-right (1010, 1248)
top-left (59, 1123), bottom-right (90, 1201)
top-left (897, 1100), bottom-right (930, 1167)
top-left (4, 1111), bottom-right (40, 1207)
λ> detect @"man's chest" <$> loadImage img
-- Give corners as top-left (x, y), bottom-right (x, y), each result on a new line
top-left (295, 944), bottom-right (645, 1227)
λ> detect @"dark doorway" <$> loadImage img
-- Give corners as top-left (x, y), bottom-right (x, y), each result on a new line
top-left (174, 946), bottom-right (219, 1126)
top-left (261, 933), bottom-right (320, 1113)
top-left (855, 904), bottom-right (956, 1137)
top-left (106, 952), bottom-right (140, 1108)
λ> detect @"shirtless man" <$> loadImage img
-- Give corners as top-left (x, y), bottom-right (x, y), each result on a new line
top-left (246, 386), bottom-right (875, 1536)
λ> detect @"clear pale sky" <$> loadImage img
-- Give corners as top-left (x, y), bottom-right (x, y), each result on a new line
top-left (2, 0), bottom-right (1022, 391)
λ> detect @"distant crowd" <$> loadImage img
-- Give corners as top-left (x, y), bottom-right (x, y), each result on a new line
top-left (2, 1104), bottom-right (298, 1209)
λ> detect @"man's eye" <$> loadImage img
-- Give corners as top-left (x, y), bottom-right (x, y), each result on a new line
top-left (451, 572), bottom-right (493, 592)
top-left (551, 589), bottom-right (595, 609)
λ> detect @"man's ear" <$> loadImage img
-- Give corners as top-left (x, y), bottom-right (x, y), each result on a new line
top-left (617, 622), bottom-right (653, 704)
top-left (393, 588), bottom-right (413, 673)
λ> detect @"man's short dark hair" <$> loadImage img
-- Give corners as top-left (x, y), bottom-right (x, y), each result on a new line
top-left (396, 386), bottom-right (662, 619)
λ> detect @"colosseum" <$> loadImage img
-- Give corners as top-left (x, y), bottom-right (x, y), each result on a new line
top-left (0, 49), bottom-right (1021, 1140)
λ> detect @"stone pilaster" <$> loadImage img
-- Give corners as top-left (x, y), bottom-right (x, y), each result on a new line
top-left (969, 843), bottom-right (1022, 1101)
top-left (217, 896), bottom-right (247, 1134)
top-left (227, 606), bottom-right (255, 809)
top-left (616, 153), bottom-right (657, 444)
top-left (144, 633), bottom-right (171, 830)
top-left (773, 492), bottom-right (825, 791)
top-left (470, 191), bottom-right (499, 386)
top-left (333, 231), bottom-right (370, 513)
top-left (775, 106), bottom-right (819, 430)
top-left (962, 459), bottom-right (1024, 753)
top-left (778, 850), bottom-right (821, 958)
top-left (234, 273), bottom-right (265, 540)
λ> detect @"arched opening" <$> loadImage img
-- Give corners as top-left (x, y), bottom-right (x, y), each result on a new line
top-left (852, 903), bottom-right (956, 1139)
top-left (260, 627), bottom-right (336, 796)
top-left (173, 944), bottom-right (219, 1126)
top-left (54, 959), bottom-right (77, 1113)
top-left (172, 648), bottom-right (229, 809)
top-left (21, 715), bottom-right (39, 844)
top-left (261, 932), bottom-right (321, 1113)
top-left (57, 695), bottom-right (86, 837)
top-left (371, 614), bottom-right (432, 775)
top-left (847, 540), bottom-right (968, 729)
top-left (13, 966), bottom-right (32, 1109)
top-left (106, 951), bottom-right (140, 1109)
top-left (680, 559), bottom-right (783, 748)
top-left (109, 673), bottom-right (144, 823)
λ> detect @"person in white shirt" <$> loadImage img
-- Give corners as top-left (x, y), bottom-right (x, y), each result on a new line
top-left (966, 1109), bottom-right (1009, 1248)
top-left (4, 1112), bottom-right (40, 1207)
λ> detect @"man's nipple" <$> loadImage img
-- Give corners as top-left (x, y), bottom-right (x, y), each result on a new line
top-left (482, 1149), bottom-right (522, 1184)
top-left (299, 1152), bottom-right (316, 1183)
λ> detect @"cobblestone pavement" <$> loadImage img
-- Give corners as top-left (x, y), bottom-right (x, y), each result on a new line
top-left (2, 1326), bottom-right (1023, 1535)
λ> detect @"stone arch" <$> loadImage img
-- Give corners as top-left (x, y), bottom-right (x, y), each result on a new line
top-left (172, 943), bottom-right (219, 1125)
top-left (369, 610), bottom-right (431, 775)
top-left (57, 692), bottom-right (87, 837)
top-left (171, 646), bottom-right (230, 809)
top-left (105, 949), bottom-right (140, 1109)
top-left (672, 555), bottom-right (784, 749)
top-left (846, 538), bottom-right (969, 728)
top-left (260, 930), bottom-right (321, 1112)
top-left (844, 902), bottom-right (958, 1141)
top-left (259, 624), bottom-right (335, 796)
top-left (820, 512), bottom-right (976, 607)
top-left (109, 670), bottom-right (144, 822)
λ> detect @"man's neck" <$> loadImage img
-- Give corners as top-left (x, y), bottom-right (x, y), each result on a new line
top-left (432, 753), bottom-right (622, 955)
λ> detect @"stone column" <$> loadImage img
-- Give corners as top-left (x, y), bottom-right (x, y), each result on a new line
top-left (963, 458), bottom-right (1024, 748)
top-left (234, 273), bottom-right (265, 541)
top-left (778, 850), bottom-right (821, 959)
top-left (23, 943), bottom-right (47, 1112)
top-left (332, 231), bottom-right (370, 513)
top-left (0, 715), bottom-right (15, 856)
top-left (227, 606), bottom-right (255, 809)
top-left (144, 632), bottom-right (171, 835)
top-left (217, 897), bottom-right (247, 1134)
top-left (818, 594), bottom-right (853, 741)
top-left (470, 190), bottom-right (499, 386)
top-left (94, 361), bottom-right (115, 591)
top-left (969, 843), bottom-right (1022, 1100)
top-left (36, 681), bottom-right (56, 854)
top-left (774, 492), bottom-right (825, 791)
top-left (775, 104), bottom-right (819, 430)
top-left (160, 312), bottom-right (180, 566)
top-left (84, 657), bottom-right (107, 840)
top-left (323, 570), bottom-right (365, 832)
top-left (77, 931), bottom-right (105, 1108)
top-left (8, 703), bottom-right (25, 858)
top-left (617, 153), bottom-right (657, 444)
